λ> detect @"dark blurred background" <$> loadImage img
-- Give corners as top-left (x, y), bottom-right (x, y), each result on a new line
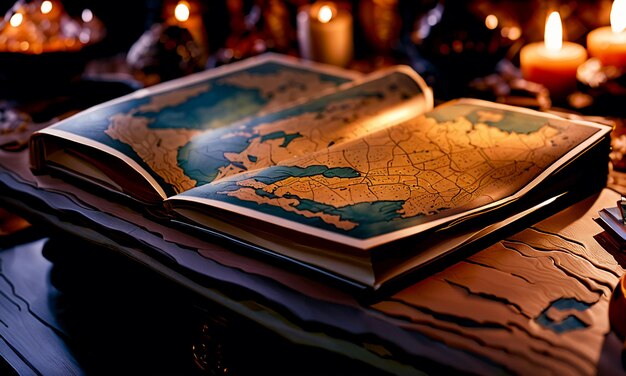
top-left (0, 0), bottom-right (623, 112)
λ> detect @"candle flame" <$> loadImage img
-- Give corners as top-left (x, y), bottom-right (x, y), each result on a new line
top-left (9, 12), bottom-right (23, 27)
top-left (317, 5), bottom-right (333, 23)
top-left (611, 0), bottom-right (626, 33)
top-left (174, 1), bottom-right (190, 22)
top-left (544, 11), bottom-right (563, 52)
top-left (41, 1), bottom-right (53, 15)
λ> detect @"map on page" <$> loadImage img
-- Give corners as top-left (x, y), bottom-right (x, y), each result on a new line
top-left (178, 103), bottom-right (600, 241)
top-left (49, 60), bottom-right (353, 196)
top-left (49, 59), bottom-right (428, 197)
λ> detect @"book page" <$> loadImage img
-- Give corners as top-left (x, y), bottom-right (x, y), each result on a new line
top-left (181, 66), bottom-right (432, 186)
top-left (170, 99), bottom-right (610, 249)
top-left (35, 54), bottom-right (359, 198)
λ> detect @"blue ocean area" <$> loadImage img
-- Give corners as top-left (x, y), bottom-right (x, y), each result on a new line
top-left (426, 104), bottom-right (548, 134)
top-left (251, 165), bottom-right (361, 184)
top-left (260, 131), bottom-right (302, 147)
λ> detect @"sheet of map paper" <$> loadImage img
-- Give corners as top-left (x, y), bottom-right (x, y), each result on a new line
top-left (171, 99), bottom-right (609, 249)
top-left (35, 54), bottom-right (361, 199)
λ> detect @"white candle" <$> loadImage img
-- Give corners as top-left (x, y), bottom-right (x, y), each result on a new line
top-left (587, 0), bottom-right (626, 68)
top-left (297, 2), bottom-right (353, 67)
top-left (520, 11), bottom-right (587, 100)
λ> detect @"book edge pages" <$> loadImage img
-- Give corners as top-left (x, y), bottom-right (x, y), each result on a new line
top-left (172, 208), bottom-right (376, 287)
top-left (373, 192), bottom-right (565, 289)
top-left (38, 129), bottom-right (169, 200)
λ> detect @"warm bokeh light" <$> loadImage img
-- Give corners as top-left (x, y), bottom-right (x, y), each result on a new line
top-left (317, 5), bottom-right (333, 23)
top-left (485, 14), bottom-right (498, 30)
top-left (611, 0), bottom-right (626, 33)
top-left (174, 1), bottom-right (190, 22)
top-left (82, 9), bottom-right (93, 23)
top-left (9, 12), bottom-right (23, 27)
top-left (508, 26), bottom-right (521, 40)
top-left (545, 11), bottom-right (563, 52)
top-left (40, 1), bottom-right (52, 15)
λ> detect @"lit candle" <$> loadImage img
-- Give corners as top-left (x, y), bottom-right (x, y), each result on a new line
top-left (297, 2), bottom-right (353, 67)
top-left (166, 0), bottom-right (208, 64)
top-left (520, 11), bottom-right (587, 100)
top-left (587, 0), bottom-right (626, 68)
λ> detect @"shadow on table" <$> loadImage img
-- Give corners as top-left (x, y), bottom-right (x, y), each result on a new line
top-left (39, 235), bottom-right (388, 375)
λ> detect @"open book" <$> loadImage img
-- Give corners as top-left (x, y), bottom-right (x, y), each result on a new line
top-left (30, 53), bottom-right (612, 290)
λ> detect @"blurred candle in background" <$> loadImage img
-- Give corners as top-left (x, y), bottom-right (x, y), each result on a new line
top-left (587, 0), bottom-right (626, 68)
top-left (297, 1), bottom-right (353, 67)
top-left (38, 0), bottom-right (61, 20)
top-left (165, 0), bottom-right (208, 64)
top-left (520, 11), bottom-right (587, 100)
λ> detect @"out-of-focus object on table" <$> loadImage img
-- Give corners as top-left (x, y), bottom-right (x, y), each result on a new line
top-left (126, 22), bottom-right (204, 86)
top-left (576, 58), bottom-right (626, 118)
top-left (408, 1), bottom-right (518, 100)
top-left (297, 1), bottom-right (353, 67)
top-left (0, 0), bottom-right (105, 94)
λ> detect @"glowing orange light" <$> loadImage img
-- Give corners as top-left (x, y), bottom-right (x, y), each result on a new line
top-left (508, 26), bottom-right (521, 40)
top-left (317, 5), bottom-right (333, 23)
top-left (485, 14), bottom-right (498, 30)
top-left (174, 1), bottom-right (190, 22)
top-left (41, 1), bottom-right (53, 15)
top-left (9, 12), bottom-right (23, 27)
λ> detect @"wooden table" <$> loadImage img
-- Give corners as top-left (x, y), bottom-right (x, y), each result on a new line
top-left (0, 133), bottom-right (624, 374)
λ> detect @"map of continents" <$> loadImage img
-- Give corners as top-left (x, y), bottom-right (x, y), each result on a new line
top-left (102, 69), bottom-right (423, 195)
top-left (52, 61), bottom-right (352, 196)
top-left (180, 103), bottom-right (600, 240)
top-left (176, 71), bottom-right (426, 187)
